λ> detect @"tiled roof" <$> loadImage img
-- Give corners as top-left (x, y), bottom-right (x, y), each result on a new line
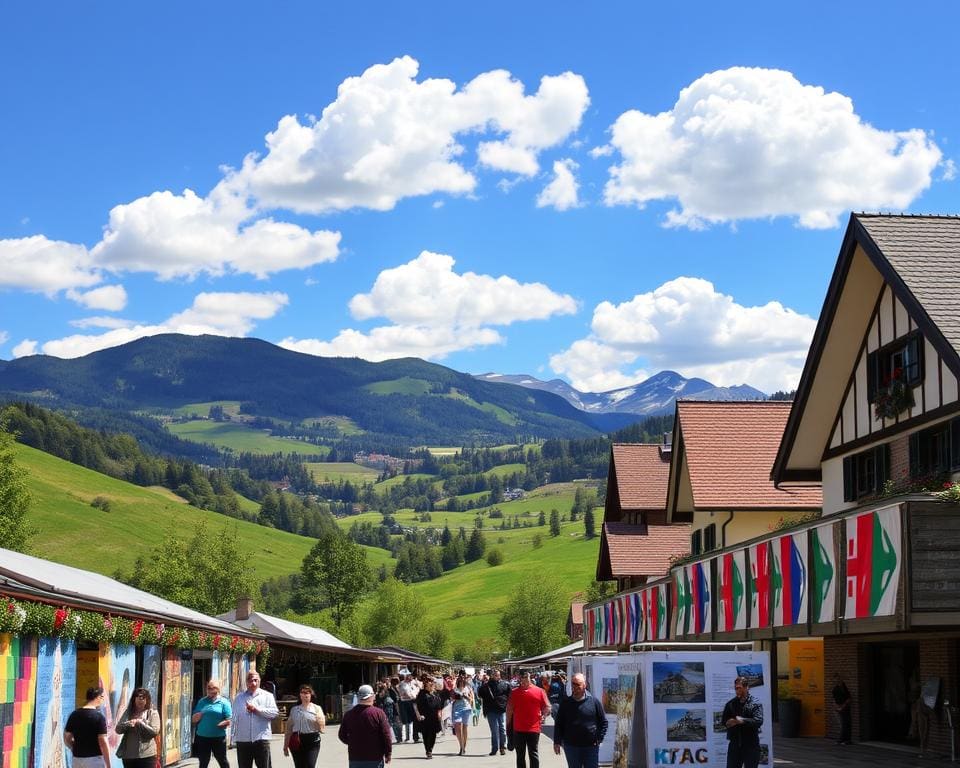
top-left (611, 443), bottom-right (671, 510)
top-left (598, 522), bottom-right (691, 579)
top-left (856, 214), bottom-right (960, 359)
top-left (678, 401), bottom-right (822, 509)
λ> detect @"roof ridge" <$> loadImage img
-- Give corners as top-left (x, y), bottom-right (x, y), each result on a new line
top-left (855, 211), bottom-right (960, 220)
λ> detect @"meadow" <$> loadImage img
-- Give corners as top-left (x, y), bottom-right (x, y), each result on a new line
top-left (166, 419), bottom-right (328, 455)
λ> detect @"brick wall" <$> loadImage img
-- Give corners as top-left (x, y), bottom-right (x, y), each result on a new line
top-left (889, 433), bottom-right (910, 486)
top-left (824, 634), bottom-right (958, 757)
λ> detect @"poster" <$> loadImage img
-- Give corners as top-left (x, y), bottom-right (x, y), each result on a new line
top-left (787, 638), bottom-right (825, 736)
top-left (772, 533), bottom-right (808, 627)
top-left (102, 643), bottom-right (136, 768)
top-left (179, 653), bottom-right (193, 758)
top-left (34, 638), bottom-right (77, 768)
top-left (142, 645), bottom-right (162, 708)
top-left (577, 649), bottom-right (771, 768)
top-left (163, 649), bottom-right (182, 765)
top-left (810, 524), bottom-right (837, 623)
top-left (0, 633), bottom-right (38, 768)
top-left (845, 505), bottom-right (901, 619)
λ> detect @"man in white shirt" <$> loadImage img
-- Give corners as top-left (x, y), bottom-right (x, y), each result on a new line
top-left (398, 674), bottom-right (420, 743)
top-left (232, 670), bottom-right (279, 768)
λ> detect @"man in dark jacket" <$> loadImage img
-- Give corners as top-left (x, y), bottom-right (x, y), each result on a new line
top-left (721, 677), bottom-right (763, 768)
top-left (478, 669), bottom-right (512, 755)
top-left (339, 685), bottom-right (392, 768)
top-left (552, 673), bottom-right (606, 768)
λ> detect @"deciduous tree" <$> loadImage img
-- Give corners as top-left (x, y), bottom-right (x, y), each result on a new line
top-left (498, 577), bottom-right (568, 657)
top-left (0, 426), bottom-right (32, 552)
top-left (296, 530), bottom-right (372, 626)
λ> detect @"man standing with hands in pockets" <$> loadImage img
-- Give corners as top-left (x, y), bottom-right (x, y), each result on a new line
top-left (232, 670), bottom-right (279, 768)
top-left (553, 673), bottom-right (606, 768)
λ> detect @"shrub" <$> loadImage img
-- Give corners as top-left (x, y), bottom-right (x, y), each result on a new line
top-left (486, 549), bottom-right (504, 567)
top-left (532, 533), bottom-right (543, 549)
top-left (91, 495), bottom-right (112, 512)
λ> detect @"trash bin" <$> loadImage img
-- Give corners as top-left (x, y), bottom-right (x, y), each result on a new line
top-left (778, 698), bottom-right (801, 738)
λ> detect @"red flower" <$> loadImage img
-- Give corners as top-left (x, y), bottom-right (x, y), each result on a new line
top-left (54, 608), bottom-right (68, 631)
top-left (213, 633), bottom-right (222, 647)
top-left (7, 602), bottom-right (15, 614)
top-left (132, 619), bottom-right (144, 639)
top-left (944, 482), bottom-right (953, 489)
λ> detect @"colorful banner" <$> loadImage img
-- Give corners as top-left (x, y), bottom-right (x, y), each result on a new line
top-left (630, 592), bottom-right (644, 644)
top-left (644, 584), bottom-right (668, 640)
top-left (690, 562), bottom-right (711, 635)
top-left (717, 551), bottom-right (747, 633)
top-left (811, 524), bottom-right (837, 624)
top-left (163, 649), bottom-right (182, 765)
top-left (673, 568), bottom-right (690, 638)
top-left (787, 638), bottom-right (825, 737)
top-left (0, 634), bottom-right (38, 768)
top-left (179, 653), bottom-right (193, 759)
top-left (748, 542), bottom-right (771, 628)
top-left (34, 638), bottom-right (77, 768)
top-left (845, 505), bottom-right (902, 619)
top-left (772, 533), bottom-right (808, 627)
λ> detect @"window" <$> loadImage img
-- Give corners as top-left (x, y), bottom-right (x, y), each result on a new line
top-left (910, 417), bottom-right (960, 476)
top-left (842, 444), bottom-right (890, 502)
top-left (691, 529), bottom-right (702, 557)
top-left (867, 332), bottom-right (923, 403)
top-left (703, 523), bottom-right (717, 552)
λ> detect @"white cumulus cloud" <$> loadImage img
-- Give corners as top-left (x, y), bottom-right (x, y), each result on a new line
top-left (17, 291), bottom-right (288, 359)
top-left (550, 276), bottom-right (816, 393)
top-left (600, 67), bottom-right (943, 229)
top-left (0, 331), bottom-right (8, 347)
top-left (92, 187), bottom-right (341, 280)
top-left (69, 316), bottom-right (137, 330)
top-left (0, 235), bottom-right (101, 294)
top-left (281, 250), bottom-right (577, 361)
top-left (230, 56), bottom-right (589, 213)
top-left (537, 159), bottom-right (580, 210)
top-left (67, 284), bottom-right (128, 311)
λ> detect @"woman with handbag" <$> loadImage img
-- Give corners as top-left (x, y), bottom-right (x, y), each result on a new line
top-left (283, 684), bottom-right (325, 768)
top-left (191, 680), bottom-right (232, 768)
top-left (114, 688), bottom-right (161, 768)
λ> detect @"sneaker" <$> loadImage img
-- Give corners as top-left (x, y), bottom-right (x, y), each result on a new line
top-left (501, 747), bottom-right (507, 755)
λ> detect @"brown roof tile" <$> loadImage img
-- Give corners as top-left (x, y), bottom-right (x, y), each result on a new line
top-left (678, 400), bottom-right (822, 510)
top-left (598, 522), bottom-right (691, 579)
top-left (611, 443), bottom-right (671, 511)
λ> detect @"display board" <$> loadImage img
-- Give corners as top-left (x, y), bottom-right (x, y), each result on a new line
top-left (787, 638), bottom-right (824, 736)
top-left (573, 650), bottom-right (771, 768)
top-left (34, 638), bottom-right (77, 768)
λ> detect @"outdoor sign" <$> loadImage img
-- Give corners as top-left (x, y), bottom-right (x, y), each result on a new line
top-left (845, 505), bottom-right (901, 619)
top-left (34, 637), bottom-right (77, 768)
top-left (787, 638), bottom-right (825, 736)
top-left (572, 650), bottom-right (772, 768)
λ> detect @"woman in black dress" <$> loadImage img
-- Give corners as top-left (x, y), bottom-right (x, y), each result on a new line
top-left (413, 676), bottom-right (443, 759)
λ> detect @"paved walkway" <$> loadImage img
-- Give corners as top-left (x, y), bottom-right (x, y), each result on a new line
top-left (197, 718), bottom-right (956, 768)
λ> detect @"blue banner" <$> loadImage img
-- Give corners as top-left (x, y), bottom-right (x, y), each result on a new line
top-left (34, 638), bottom-right (77, 768)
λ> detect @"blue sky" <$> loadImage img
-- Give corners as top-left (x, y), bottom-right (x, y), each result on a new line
top-left (2, 1), bottom-right (958, 394)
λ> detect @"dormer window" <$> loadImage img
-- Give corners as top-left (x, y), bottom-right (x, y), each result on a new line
top-left (867, 332), bottom-right (923, 403)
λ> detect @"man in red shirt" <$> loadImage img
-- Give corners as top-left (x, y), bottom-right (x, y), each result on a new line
top-left (506, 672), bottom-right (550, 768)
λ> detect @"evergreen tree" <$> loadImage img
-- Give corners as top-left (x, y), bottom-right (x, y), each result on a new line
top-left (537, 510), bottom-right (546, 526)
top-left (465, 528), bottom-right (486, 562)
top-left (584, 505), bottom-right (596, 539)
top-left (549, 509), bottom-right (561, 537)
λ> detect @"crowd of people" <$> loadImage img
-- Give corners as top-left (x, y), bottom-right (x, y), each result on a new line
top-left (61, 667), bottom-right (608, 768)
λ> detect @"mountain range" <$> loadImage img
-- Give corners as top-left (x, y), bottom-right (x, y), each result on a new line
top-left (474, 371), bottom-right (767, 416)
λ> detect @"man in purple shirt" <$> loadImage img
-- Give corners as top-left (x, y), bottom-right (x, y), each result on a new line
top-left (339, 685), bottom-right (392, 768)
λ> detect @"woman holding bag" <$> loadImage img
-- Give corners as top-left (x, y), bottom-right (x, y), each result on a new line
top-left (114, 688), bottom-right (161, 768)
top-left (284, 684), bottom-right (325, 768)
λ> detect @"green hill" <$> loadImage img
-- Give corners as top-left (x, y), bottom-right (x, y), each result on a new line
top-left (16, 442), bottom-right (391, 583)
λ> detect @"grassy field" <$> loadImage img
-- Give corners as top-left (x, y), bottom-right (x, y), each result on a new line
top-left (166, 419), bottom-right (328, 456)
top-left (170, 401), bottom-right (243, 418)
top-left (305, 462), bottom-right (381, 484)
top-left (16, 442), bottom-right (390, 583)
top-left (364, 377), bottom-right (433, 396)
top-left (483, 463), bottom-right (525, 478)
top-left (299, 415), bottom-right (364, 436)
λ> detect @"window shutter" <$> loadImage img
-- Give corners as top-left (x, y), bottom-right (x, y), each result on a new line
top-left (704, 523), bottom-right (716, 552)
top-left (866, 352), bottom-right (878, 403)
top-left (874, 443), bottom-right (890, 492)
top-left (909, 432), bottom-right (920, 478)
top-left (952, 418), bottom-right (960, 471)
top-left (691, 529), bottom-right (702, 556)
top-left (843, 456), bottom-right (855, 502)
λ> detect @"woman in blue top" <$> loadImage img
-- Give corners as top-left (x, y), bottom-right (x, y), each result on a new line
top-left (191, 679), bottom-right (232, 768)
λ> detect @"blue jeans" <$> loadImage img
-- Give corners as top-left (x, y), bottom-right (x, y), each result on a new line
top-left (563, 744), bottom-right (599, 768)
top-left (487, 711), bottom-right (506, 751)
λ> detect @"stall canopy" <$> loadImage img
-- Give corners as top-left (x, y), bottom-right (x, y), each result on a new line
top-left (366, 644), bottom-right (449, 668)
top-left (510, 639), bottom-right (593, 667)
top-left (0, 548), bottom-right (252, 635)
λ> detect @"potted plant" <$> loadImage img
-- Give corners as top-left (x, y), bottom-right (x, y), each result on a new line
top-left (777, 680), bottom-right (801, 738)
top-left (874, 367), bottom-right (915, 421)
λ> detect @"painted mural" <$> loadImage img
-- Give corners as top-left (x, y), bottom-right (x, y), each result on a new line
top-left (34, 638), bottom-right (77, 768)
top-left (0, 633), bottom-right (38, 768)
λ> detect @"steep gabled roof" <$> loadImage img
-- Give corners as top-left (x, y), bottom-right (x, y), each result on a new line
top-left (596, 522), bottom-right (691, 580)
top-left (606, 443), bottom-right (671, 519)
top-left (773, 213), bottom-right (960, 482)
top-left (673, 401), bottom-right (822, 510)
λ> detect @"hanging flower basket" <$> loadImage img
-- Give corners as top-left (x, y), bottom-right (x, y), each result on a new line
top-left (874, 368), bottom-right (915, 421)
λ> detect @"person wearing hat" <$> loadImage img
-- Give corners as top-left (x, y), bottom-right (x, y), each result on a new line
top-left (339, 685), bottom-right (392, 768)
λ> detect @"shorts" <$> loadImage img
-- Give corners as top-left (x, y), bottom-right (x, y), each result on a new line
top-left (452, 708), bottom-right (473, 725)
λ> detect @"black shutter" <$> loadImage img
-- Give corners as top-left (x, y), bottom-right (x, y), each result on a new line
top-left (909, 432), bottom-right (920, 478)
top-left (866, 351), bottom-right (878, 403)
top-left (704, 524), bottom-right (716, 551)
top-left (952, 418), bottom-right (960, 471)
top-left (843, 455), bottom-right (855, 502)
top-left (875, 443), bottom-right (890, 492)
top-left (691, 529), bottom-right (702, 556)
